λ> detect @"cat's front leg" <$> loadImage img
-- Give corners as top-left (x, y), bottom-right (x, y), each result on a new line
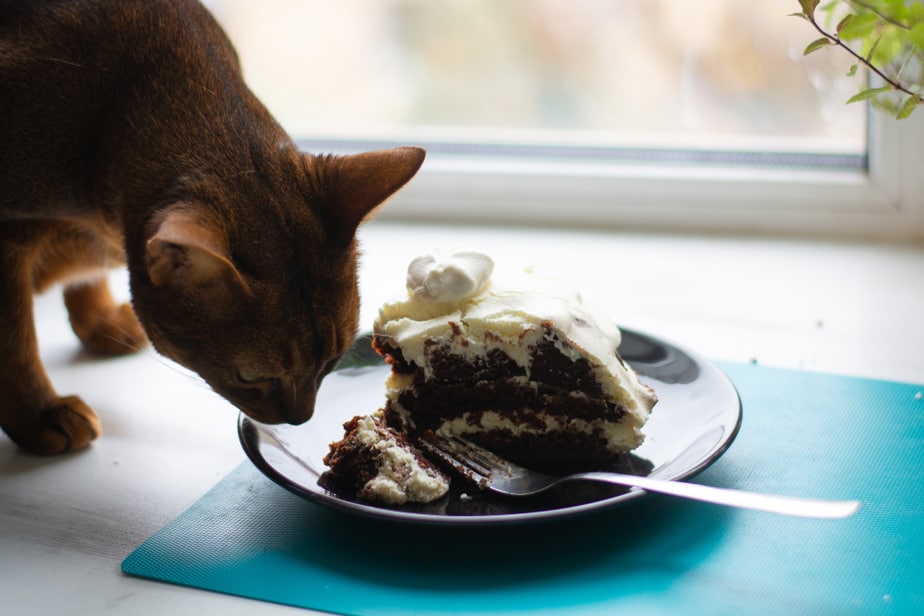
top-left (64, 278), bottom-right (148, 355)
top-left (0, 261), bottom-right (102, 454)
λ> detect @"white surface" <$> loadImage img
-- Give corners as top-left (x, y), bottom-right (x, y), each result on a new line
top-left (2, 222), bottom-right (923, 615)
top-left (380, 111), bottom-right (924, 240)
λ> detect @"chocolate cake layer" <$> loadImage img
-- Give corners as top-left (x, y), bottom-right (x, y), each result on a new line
top-left (390, 381), bottom-right (625, 425)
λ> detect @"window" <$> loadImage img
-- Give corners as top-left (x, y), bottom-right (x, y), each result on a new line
top-left (203, 0), bottom-right (924, 238)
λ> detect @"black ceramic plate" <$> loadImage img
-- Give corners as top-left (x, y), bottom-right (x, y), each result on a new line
top-left (239, 328), bottom-right (742, 525)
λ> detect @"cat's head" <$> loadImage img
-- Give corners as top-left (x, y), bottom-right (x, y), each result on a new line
top-left (130, 146), bottom-right (425, 425)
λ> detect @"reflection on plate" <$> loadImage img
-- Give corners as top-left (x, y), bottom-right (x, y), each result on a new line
top-left (238, 329), bottom-right (741, 525)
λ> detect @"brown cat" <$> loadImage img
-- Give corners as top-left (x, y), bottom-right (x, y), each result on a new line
top-left (0, 0), bottom-right (425, 455)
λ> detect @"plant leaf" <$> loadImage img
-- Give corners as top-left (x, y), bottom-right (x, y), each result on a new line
top-left (865, 35), bottom-right (882, 63)
top-left (799, 0), bottom-right (820, 17)
top-left (847, 63), bottom-right (859, 77)
top-left (910, 22), bottom-right (924, 50)
top-left (836, 14), bottom-right (853, 35)
top-left (897, 95), bottom-right (922, 119)
top-left (846, 86), bottom-right (893, 104)
top-left (804, 37), bottom-right (833, 55)
top-left (838, 12), bottom-right (879, 40)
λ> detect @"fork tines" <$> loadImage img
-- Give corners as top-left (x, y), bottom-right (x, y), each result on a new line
top-left (424, 433), bottom-right (512, 488)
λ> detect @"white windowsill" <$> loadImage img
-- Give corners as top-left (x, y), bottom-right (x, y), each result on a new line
top-left (367, 110), bottom-right (924, 239)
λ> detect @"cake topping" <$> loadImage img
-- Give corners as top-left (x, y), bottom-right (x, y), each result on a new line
top-left (406, 251), bottom-right (494, 303)
top-left (381, 255), bottom-right (626, 380)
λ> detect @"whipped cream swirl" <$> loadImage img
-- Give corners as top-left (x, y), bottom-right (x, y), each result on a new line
top-left (406, 251), bottom-right (494, 303)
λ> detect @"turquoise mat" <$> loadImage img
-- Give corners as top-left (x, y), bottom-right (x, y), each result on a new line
top-left (122, 363), bottom-right (924, 615)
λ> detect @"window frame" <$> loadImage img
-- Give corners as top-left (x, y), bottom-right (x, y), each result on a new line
top-left (300, 106), bottom-right (924, 239)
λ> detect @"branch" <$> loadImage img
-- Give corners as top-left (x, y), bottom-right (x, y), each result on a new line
top-left (803, 10), bottom-right (922, 102)
top-left (846, 0), bottom-right (910, 30)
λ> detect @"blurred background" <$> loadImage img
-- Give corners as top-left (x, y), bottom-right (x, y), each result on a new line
top-left (201, 0), bottom-right (865, 158)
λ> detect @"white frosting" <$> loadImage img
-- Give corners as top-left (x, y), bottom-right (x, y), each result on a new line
top-left (441, 411), bottom-right (643, 452)
top-left (375, 252), bottom-right (656, 439)
top-left (353, 415), bottom-right (448, 505)
top-left (406, 251), bottom-right (494, 303)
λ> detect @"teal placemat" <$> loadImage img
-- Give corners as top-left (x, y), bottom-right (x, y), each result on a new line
top-left (123, 363), bottom-right (924, 615)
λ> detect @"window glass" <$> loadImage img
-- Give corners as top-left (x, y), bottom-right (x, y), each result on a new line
top-left (202, 0), bottom-right (866, 165)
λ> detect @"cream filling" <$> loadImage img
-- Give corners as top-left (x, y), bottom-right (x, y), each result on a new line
top-left (353, 415), bottom-right (448, 505)
top-left (389, 402), bottom-right (645, 453)
top-left (440, 411), bottom-right (644, 452)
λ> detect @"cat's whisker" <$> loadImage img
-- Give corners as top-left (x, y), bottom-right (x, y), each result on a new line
top-left (146, 355), bottom-right (226, 402)
top-left (148, 353), bottom-right (201, 383)
top-left (95, 327), bottom-right (148, 352)
top-left (86, 313), bottom-right (211, 390)
top-left (290, 369), bottom-right (299, 419)
top-left (79, 308), bottom-right (149, 351)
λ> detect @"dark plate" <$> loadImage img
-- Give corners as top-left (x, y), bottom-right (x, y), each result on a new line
top-left (238, 328), bottom-right (741, 525)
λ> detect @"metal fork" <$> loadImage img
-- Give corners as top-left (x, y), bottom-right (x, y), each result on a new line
top-left (423, 434), bottom-right (860, 519)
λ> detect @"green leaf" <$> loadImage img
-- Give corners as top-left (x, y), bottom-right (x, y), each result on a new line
top-left (847, 63), bottom-right (859, 77)
top-left (865, 35), bottom-right (882, 63)
top-left (910, 22), bottom-right (924, 50)
top-left (804, 37), bottom-right (833, 55)
top-left (799, 0), bottom-right (820, 17)
top-left (909, 2), bottom-right (924, 23)
top-left (897, 95), bottom-right (922, 119)
top-left (836, 14), bottom-right (853, 35)
top-left (838, 12), bottom-right (879, 40)
top-left (845, 86), bottom-right (893, 104)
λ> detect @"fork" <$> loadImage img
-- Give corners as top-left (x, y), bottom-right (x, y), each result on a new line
top-left (422, 434), bottom-right (861, 519)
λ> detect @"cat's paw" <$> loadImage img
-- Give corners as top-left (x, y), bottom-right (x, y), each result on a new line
top-left (4, 396), bottom-right (102, 455)
top-left (71, 302), bottom-right (148, 355)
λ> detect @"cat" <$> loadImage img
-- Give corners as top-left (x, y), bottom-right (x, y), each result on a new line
top-left (0, 0), bottom-right (425, 455)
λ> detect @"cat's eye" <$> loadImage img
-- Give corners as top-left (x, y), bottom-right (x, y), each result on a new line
top-left (236, 369), bottom-right (268, 385)
top-left (235, 371), bottom-right (283, 400)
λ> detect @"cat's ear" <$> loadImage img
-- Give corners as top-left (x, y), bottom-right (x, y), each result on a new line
top-left (146, 209), bottom-right (248, 294)
top-left (316, 146), bottom-right (425, 244)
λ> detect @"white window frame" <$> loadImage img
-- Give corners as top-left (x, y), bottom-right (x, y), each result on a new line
top-left (324, 107), bottom-right (922, 239)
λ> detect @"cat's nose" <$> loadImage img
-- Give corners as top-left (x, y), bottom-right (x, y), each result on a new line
top-left (234, 377), bottom-right (316, 425)
top-left (281, 384), bottom-right (316, 425)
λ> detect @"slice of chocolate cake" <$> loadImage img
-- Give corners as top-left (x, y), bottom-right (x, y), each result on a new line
top-left (372, 251), bottom-right (658, 474)
top-left (321, 414), bottom-right (449, 505)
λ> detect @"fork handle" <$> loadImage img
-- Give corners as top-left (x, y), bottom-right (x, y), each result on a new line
top-left (573, 473), bottom-right (860, 519)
